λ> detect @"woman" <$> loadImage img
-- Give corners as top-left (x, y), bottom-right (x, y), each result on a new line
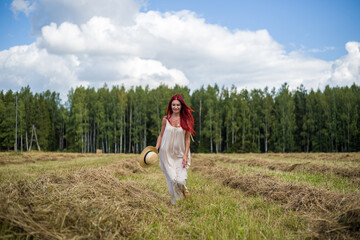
top-left (155, 94), bottom-right (195, 205)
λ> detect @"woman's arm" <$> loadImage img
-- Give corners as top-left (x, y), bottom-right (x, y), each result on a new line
top-left (155, 117), bottom-right (167, 150)
top-left (182, 131), bottom-right (191, 168)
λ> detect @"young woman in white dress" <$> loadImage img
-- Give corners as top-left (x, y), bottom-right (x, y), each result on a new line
top-left (155, 94), bottom-right (195, 205)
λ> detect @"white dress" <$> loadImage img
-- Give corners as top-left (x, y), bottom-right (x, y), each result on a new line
top-left (159, 119), bottom-right (191, 205)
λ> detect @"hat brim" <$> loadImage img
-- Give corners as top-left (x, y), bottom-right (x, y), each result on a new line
top-left (139, 146), bottom-right (159, 168)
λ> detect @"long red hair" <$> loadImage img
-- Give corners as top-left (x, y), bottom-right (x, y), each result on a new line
top-left (166, 94), bottom-right (195, 135)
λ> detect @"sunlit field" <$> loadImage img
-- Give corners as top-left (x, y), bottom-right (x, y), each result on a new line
top-left (1, 152), bottom-right (359, 239)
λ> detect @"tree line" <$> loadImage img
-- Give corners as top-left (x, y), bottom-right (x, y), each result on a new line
top-left (1, 83), bottom-right (359, 153)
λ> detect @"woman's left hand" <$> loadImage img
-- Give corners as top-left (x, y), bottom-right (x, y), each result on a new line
top-left (182, 155), bottom-right (188, 168)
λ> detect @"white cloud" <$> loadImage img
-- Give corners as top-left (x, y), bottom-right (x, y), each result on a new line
top-left (29, 0), bottom-right (142, 34)
top-left (328, 42), bottom-right (360, 86)
top-left (115, 57), bottom-right (189, 87)
top-left (37, 17), bottom-right (140, 55)
top-left (75, 55), bottom-right (189, 89)
top-left (2, 0), bottom-right (359, 101)
top-left (0, 44), bottom-right (189, 100)
top-left (11, 0), bottom-right (35, 16)
top-left (0, 43), bottom-right (82, 100)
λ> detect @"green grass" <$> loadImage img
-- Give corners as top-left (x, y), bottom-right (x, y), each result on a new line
top-left (217, 161), bottom-right (360, 194)
top-left (3, 152), bottom-right (358, 239)
top-left (221, 153), bottom-right (360, 168)
top-left (0, 153), bottom-right (137, 182)
top-left (124, 166), bottom-right (306, 239)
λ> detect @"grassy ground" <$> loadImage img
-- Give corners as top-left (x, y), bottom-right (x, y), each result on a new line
top-left (217, 161), bottom-right (359, 194)
top-left (126, 165), bottom-right (305, 239)
top-left (0, 152), bottom-right (359, 239)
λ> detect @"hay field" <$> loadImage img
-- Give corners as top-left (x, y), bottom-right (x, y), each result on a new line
top-left (0, 152), bottom-right (359, 239)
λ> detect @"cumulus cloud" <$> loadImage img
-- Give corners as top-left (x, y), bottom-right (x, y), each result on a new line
top-left (328, 42), bottom-right (360, 86)
top-left (14, 0), bottom-right (142, 33)
top-left (37, 17), bottom-right (139, 55)
top-left (0, 43), bottom-right (83, 99)
top-left (1, 0), bottom-right (359, 101)
top-left (0, 43), bottom-right (188, 101)
top-left (76, 55), bottom-right (189, 88)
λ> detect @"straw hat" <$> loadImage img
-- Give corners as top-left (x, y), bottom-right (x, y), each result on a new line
top-left (139, 146), bottom-right (159, 168)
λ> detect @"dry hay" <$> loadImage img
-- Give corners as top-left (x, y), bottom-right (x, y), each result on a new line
top-left (107, 158), bottom-right (146, 177)
top-left (192, 157), bottom-right (360, 239)
top-left (266, 152), bottom-right (360, 163)
top-left (0, 165), bottom-right (160, 239)
top-left (216, 156), bottom-right (360, 182)
top-left (0, 152), bottom-right (100, 165)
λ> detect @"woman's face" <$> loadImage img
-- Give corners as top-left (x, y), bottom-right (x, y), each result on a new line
top-left (171, 100), bottom-right (181, 114)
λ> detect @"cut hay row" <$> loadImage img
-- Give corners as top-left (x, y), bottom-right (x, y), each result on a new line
top-left (215, 156), bottom-right (360, 181)
top-left (263, 152), bottom-right (360, 163)
top-left (106, 159), bottom-right (146, 177)
top-left (0, 158), bottom-right (158, 239)
top-left (191, 156), bottom-right (360, 239)
top-left (0, 152), bottom-right (104, 165)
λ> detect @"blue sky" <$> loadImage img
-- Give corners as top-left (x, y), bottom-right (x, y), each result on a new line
top-left (145, 0), bottom-right (360, 61)
top-left (1, 1), bottom-right (33, 48)
top-left (2, 0), bottom-right (359, 60)
top-left (0, 0), bottom-right (359, 100)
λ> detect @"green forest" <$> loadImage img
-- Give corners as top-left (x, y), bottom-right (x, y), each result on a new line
top-left (1, 83), bottom-right (359, 153)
